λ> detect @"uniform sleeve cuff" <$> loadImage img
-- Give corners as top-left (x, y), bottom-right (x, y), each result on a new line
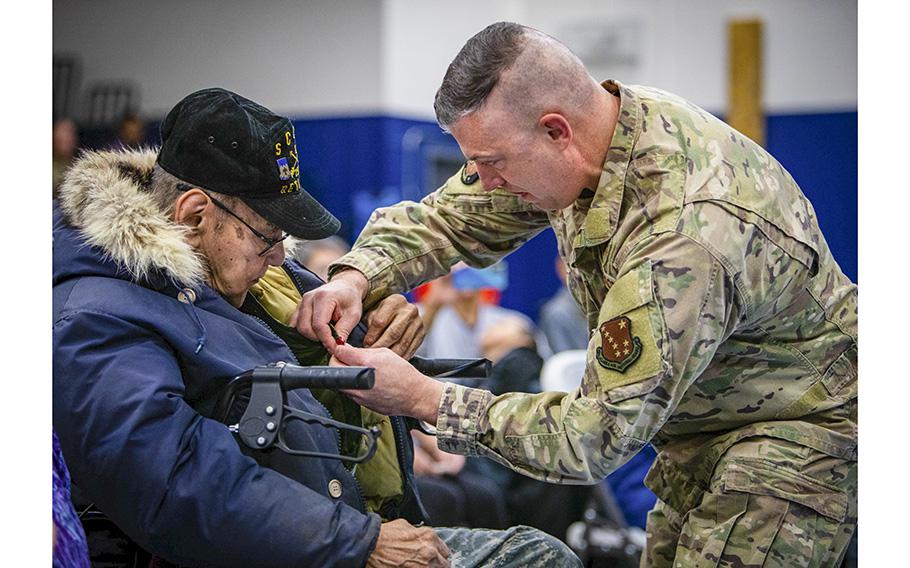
top-left (327, 254), bottom-right (399, 311)
top-left (435, 382), bottom-right (493, 456)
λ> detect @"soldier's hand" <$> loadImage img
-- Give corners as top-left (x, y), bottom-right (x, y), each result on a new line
top-left (331, 344), bottom-right (444, 423)
top-left (367, 519), bottom-right (450, 568)
top-left (290, 269), bottom-right (369, 353)
top-left (363, 295), bottom-right (425, 359)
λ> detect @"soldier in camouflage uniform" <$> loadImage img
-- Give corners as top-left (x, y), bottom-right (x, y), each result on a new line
top-left (295, 22), bottom-right (857, 567)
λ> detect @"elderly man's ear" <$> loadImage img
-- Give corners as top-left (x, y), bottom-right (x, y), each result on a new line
top-left (173, 189), bottom-right (212, 247)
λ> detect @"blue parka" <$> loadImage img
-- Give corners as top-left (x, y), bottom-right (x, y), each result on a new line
top-left (52, 149), bottom-right (423, 567)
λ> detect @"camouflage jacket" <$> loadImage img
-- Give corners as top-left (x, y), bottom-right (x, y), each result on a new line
top-left (332, 81), bottom-right (857, 514)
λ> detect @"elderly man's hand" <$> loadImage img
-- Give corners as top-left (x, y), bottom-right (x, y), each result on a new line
top-left (363, 295), bottom-right (425, 359)
top-left (289, 269), bottom-right (369, 353)
top-left (367, 519), bottom-right (450, 568)
top-left (331, 344), bottom-right (444, 423)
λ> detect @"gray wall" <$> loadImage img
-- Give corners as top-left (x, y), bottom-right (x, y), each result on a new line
top-left (54, 0), bottom-right (383, 117)
top-left (55, 0), bottom-right (856, 119)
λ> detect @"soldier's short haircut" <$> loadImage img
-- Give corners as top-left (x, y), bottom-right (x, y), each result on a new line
top-left (434, 22), bottom-right (529, 130)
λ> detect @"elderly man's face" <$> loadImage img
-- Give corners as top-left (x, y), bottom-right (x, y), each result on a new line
top-left (198, 197), bottom-right (286, 307)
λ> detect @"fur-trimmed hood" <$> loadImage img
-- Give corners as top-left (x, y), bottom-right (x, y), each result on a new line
top-left (56, 148), bottom-right (207, 286)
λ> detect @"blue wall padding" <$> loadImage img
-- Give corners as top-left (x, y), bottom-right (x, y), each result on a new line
top-left (766, 111), bottom-right (857, 282)
top-left (292, 111), bottom-right (857, 319)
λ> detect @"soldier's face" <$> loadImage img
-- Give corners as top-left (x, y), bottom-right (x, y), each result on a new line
top-left (450, 101), bottom-right (585, 211)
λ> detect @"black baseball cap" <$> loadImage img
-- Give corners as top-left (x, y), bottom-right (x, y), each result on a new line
top-left (157, 87), bottom-right (340, 239)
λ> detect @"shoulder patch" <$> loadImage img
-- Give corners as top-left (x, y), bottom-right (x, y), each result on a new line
top-left (596, 316), bottom-right (642, 372)
top-left (460, 160), bottom-right (479, 185)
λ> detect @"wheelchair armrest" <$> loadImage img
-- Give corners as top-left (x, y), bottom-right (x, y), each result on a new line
top-left (408, 356), bottom-right (491, 379)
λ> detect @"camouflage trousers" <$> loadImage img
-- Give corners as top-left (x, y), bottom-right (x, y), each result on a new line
top-left (641, 439), bottom-right (857, 567)
top-left (435, 525), bottom-right (582, 567)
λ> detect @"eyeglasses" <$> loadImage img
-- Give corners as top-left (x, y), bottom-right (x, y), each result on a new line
top-left (205, 193), bottom-right (289, 257)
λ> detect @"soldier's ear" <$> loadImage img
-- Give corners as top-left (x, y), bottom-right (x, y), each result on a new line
top-left (539, 113), bottom-right (572, 147)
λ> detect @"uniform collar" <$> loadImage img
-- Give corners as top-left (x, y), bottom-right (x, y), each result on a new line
top-left (574, 80), bottom-right (642, 248)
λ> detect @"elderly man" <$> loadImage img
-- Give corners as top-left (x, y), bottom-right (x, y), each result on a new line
top-left (295, 22), bottom-right (857, 567)
top-left (53, 88), bottom-right (578, 567)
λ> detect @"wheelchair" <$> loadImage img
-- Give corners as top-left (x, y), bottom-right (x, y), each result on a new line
top-left (75, 356), bottom-right (490, 568)
top-left (211, 356), bottom-right (490, 462)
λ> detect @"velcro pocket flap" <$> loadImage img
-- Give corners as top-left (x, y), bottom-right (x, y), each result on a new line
top-left (604, 265), bottom-right (653, 315)
top-left (722, 459), bottom-right (847, 522)
top-left (822, 346), bottom-right (857, 399)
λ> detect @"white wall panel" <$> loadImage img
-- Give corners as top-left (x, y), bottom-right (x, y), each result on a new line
top-left (53, 0), bottom-right (856, 119)
top-left (384, 0), bottom-right (857, 117)
top-left (53, 0), bottom-right (383, 117)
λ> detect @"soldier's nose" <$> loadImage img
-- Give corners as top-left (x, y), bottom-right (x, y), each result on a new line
top-left (480, 173), bottom-right (505, 192)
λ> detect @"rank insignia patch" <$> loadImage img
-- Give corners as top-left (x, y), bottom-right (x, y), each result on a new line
top-left (276, 157), bottom-right (291, 181)
top-left (461, 160), bottom-right (479, 185)
top-left (596, 316), bottom-right (642, 372)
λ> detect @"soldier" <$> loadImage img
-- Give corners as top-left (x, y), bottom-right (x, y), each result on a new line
top-left (292, 22), bottom-right (857, 567)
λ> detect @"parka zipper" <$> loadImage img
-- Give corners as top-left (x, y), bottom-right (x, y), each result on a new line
top-left (280, 262), bottom-right (424, 521)
top-left (242, 305), bottom-right (368, 513)
top-left (391, 415), bottom-right (415, 522)
top-left (279, 262), bottom-right (370, 512)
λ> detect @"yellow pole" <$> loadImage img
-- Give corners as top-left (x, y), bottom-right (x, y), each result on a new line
top-left (728, 19), bottom-right (765, 146)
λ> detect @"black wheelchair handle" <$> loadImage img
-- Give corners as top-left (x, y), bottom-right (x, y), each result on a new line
top-left (213, 364), bottom-right (374, 422)
top-left (279, 364), bottom-right (375, 391)
top-left (408, 356), bottom-right (491, 379)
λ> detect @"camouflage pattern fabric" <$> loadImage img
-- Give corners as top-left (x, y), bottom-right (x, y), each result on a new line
top-left (643, 437), bottom-right (857, 567)
top-left (332, 80), bottom-right (857, 566)
top-left (435, 525), bottom-right (581, 567)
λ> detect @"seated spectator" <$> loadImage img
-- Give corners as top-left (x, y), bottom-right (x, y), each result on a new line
top-left (53, 87), bottom-right (579, 568)
top-left (292, 234), bottom-right (351, 281)
top-left (539, 257), bottom-right (658, 529)
top-left (53, 430), bottom-right (90, 568)
top-left (479, 315), bottom-right (543, 395)
top-left (410, 430), bottom-right (510, 530)
top-left (537, 256), bottom-right (589, 357)
top-left (478, 315), bottom-right (536, 367)
top-left (114, 112), bottom-right (147, 150)
top-left (52, 118), bottom-right (79, 198)
top-left (417, 262), bottom-right (533, 360)
top-left (470, 320), bottom-right (592, 542)
top-left (410, 265), bottom-right (529, 530)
